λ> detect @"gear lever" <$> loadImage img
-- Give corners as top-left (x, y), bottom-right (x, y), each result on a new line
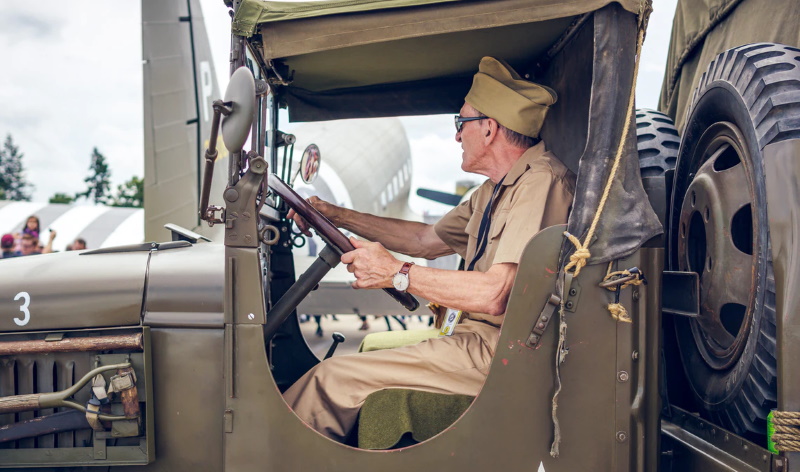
top-left (323, 332), bottom-right (346, 360)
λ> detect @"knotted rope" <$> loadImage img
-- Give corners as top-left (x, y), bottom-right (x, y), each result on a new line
top-left (602, 266), bottom-right (646, 323)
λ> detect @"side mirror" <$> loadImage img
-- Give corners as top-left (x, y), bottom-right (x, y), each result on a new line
top-left (298, 144), bottom-right (321, 184)
top-left (221, 67), bottom-right (256, 154)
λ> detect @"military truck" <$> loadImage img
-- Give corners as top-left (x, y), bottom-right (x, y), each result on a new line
top-left (1, 0), bottom-right (798, 470)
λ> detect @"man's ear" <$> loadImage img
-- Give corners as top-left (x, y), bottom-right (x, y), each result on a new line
top-left (484, 118), bottom-right (499, 143)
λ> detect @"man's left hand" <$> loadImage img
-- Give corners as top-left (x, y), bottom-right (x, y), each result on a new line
top-left (340, 236), bottom-right (403, 289)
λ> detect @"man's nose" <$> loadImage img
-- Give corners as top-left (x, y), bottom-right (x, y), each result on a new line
top-left (455, 130), bottom-right (462, 143)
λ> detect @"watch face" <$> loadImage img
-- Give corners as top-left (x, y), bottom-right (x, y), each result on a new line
top-left (392, 273), bottom-right (409, 291)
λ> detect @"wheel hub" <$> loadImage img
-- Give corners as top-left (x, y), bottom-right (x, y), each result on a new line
top-left (677, 122), bottom-right (757, 370)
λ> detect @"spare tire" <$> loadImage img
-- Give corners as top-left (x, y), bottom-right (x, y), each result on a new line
top-left (636, 109), bottom-right (680, 229)
top-left (667, 43), bottom-right (800, 441)
top-left (636, 108), bottom-right (680, 178)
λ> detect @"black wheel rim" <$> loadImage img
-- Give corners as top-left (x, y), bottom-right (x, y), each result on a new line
top-left (677, 122), bottom-right (758, 370)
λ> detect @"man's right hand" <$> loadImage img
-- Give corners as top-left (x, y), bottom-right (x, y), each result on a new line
top-left (287, 196), bottom-right (340, 236)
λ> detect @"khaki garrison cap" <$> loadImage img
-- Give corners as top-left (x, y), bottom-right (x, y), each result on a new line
top-left (465, 57), bottom-right (557, 138)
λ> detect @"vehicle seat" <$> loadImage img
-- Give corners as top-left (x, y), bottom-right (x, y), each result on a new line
top-left (356, 389), bottom-right (475, 449)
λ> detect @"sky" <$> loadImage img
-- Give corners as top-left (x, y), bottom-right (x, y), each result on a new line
top-left (0, 0), bottom-right (678, 214)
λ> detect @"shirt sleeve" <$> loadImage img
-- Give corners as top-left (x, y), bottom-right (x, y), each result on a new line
top-left (433, 198), bottom-right (473, 259)
top-left (492, 170), bottom-right (555, 265)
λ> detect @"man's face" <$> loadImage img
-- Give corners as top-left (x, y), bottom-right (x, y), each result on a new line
top-left (73, 240), bottom-right (86, 250)
top-left (20, 238), bottom-right (37, 255)
top-left (455, 103), bottom-right (488, 175)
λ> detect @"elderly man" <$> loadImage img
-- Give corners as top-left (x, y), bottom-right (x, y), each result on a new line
top-left (285, 57), bottom-right (576, 442)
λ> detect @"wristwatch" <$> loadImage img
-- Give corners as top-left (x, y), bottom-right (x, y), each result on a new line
top-left (392, 262), bottom-right (415, 292)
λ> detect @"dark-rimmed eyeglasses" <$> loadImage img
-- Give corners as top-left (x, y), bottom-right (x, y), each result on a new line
top-left (454, 115), bottom-right (488, 133)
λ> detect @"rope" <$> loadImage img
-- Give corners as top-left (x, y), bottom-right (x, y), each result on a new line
top-left (550, 1), bottom-right (651, 457)
top-left (549, 297), bottom-right (568, 458)
top-left (607, 304), bottom-right (632, 323)
top-left (602, 267), bottom-right (644, 323)
top-left (772, 411), bottom-right (800, 452)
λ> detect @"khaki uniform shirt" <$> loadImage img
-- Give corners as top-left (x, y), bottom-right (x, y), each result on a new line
top-left (433, 141), bottom-right (576, 327)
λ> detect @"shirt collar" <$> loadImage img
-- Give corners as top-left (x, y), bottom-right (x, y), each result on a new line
top-left (499, 140), bottom-right (547, 187)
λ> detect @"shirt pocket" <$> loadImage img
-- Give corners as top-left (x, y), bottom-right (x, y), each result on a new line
top-left (489, 210), bottom-right (509, 241)
top-left (465, 209), bottom-right (483, 238)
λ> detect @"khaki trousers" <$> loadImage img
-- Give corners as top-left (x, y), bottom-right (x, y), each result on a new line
top-left (283, 319), bottom-right (500, 442)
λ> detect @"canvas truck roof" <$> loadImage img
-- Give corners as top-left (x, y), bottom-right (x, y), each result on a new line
top-left (235, 0), bottom-right (643, 121)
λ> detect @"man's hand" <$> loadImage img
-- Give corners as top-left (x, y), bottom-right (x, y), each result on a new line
top-left (287, 196), bottom-right (340, 236)
top-left (340, 237), bottom-right (403, 289)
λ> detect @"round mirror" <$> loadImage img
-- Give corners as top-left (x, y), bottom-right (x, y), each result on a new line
top-left (221, 67), bottom-right (256, 154)
top-left (299, 144), bottom-right (321, 184)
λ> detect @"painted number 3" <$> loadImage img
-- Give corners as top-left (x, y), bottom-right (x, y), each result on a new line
top-left (14, 292), bottom-right (31, 326)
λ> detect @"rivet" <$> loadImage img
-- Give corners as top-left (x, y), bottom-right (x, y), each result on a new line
top-left (631, 351), bottom-right (639, 360)
top-left (565, 301), bottom-right (574, 309)
top-left (537, 322), bottom-right (545, 329)
top-left (632, 290), bottom-right (639, 301)
top-left (541, 315), bottom-right (549, 322)
top-left (616, 431), bottom-right (628, 443)
top-left (248, 313), bottom-right (255, 320)
top-left (618, 371), bottom-right (629, 382)
top-left (281, 226), bottom-right (288, 232)
top-left (569, 288), bottom-right (577, 296)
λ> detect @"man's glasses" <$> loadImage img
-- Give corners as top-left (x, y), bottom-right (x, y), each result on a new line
top-left (454, 115), bottom-right (488, 133)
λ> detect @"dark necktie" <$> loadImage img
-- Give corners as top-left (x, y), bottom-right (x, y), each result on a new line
top-left (466, 176), bottom-right (505, 272)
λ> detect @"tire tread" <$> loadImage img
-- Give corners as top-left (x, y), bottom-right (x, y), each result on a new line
top-left (635, 109), bottom-right (679, 177)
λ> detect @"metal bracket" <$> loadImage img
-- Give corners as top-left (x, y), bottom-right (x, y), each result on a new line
top-left (526, 293), bottom-right (561, 349)
top-left (564, 281), bottom-right (581, 313)
top-left (204, 205), bottom-right (226, 226)
top-left (93, 430), bottom-right (108, 460)
top-left (662, 271), bottom-right (699, 318)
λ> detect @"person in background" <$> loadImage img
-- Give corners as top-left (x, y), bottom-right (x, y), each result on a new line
top-left (19, 230), bottom-right (57, 256)
top-left (69, 238), bottom-right (87, 251)
top-left (1, 234), bottom-right (20, 258)
top-left (21, 215), bottom-right (40, 240)
top-left (19, 234), bottom-right (41, 256)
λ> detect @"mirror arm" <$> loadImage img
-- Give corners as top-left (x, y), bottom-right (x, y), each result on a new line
top-left (264, 244), bottom-right (341, 341)
top-left (199, 100), bottom-right (233, 224)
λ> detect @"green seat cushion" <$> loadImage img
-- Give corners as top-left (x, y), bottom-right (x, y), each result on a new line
top-left (357, 389), bottom-right (475, 449)
top-left (358, 329), bottom-right (439, 352)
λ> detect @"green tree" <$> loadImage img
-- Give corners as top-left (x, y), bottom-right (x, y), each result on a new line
top-left (0, 134), bottom-right (33, 201)
top-left (49, 192), bottom-right (75, 204)
top-left (110, 176), bottom-right (144, 208)
top-left (76, 147), bottom-right (112, 204)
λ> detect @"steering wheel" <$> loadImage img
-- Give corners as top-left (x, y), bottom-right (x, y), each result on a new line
top-left (268, 174), bottom-right (419, 312)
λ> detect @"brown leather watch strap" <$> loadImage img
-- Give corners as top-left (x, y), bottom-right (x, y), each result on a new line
top-left (400, 262), bottom-right (415, 275)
